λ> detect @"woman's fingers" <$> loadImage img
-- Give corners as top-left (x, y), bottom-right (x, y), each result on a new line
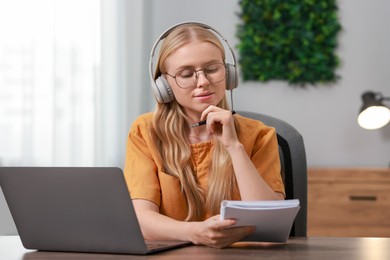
top-left (194, 215), bottom-right (255, 248)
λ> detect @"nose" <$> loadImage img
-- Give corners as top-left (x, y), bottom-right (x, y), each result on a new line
top-left (195, 70), bottom-right (210, 88)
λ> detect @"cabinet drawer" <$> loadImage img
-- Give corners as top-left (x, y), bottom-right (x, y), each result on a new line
top-left (309, 182), bottom-right (390, 225)
top-left (308, 168), bottom-right (390, 237)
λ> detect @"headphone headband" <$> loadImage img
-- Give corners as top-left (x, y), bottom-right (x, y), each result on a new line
top-left (149, 21), bottom-right (237, 66)
top-left (149, 21), bottom-right (238, 103)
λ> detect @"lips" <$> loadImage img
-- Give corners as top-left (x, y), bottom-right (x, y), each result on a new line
top-left (195, 92), bottom-right (213, 98)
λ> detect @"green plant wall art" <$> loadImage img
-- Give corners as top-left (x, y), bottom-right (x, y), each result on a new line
top-left (237, 0), bottom-right (342, 86)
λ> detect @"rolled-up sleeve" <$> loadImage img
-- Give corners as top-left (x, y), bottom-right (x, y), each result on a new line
top-left (124, 113), bottom-right (161, 206)
top-left (237, 115), bottom-right (286, 197)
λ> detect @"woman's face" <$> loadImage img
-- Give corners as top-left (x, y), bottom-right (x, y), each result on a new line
top-left (163, 41), bottom-right (226, 119)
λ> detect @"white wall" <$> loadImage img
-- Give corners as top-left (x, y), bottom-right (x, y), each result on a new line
top-left (140, 0), bottom-right (390, 167)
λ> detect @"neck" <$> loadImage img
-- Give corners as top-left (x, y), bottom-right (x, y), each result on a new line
top-left (188, 127), bottom-right (212, 143)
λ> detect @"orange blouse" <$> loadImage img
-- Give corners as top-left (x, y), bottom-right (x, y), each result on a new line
top-left (124, 112), bottom-right (285, 221)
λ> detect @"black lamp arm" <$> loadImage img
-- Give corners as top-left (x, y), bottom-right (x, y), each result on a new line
top-left (373, 92), bottom-right (390, 102)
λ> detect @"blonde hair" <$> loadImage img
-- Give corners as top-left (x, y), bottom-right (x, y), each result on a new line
top-left (152, 24), bottom-right (239, 221)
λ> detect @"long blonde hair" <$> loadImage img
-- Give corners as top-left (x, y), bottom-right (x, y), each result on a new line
top-left (152, 24), bottom-right (239, 221)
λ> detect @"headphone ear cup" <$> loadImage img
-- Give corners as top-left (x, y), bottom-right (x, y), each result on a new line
top-left (226, 63), bottom-right (238, 90)
top-left (153, 75), bottom-right (174, 103)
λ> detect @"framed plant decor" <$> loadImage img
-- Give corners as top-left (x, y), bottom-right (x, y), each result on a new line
top-left (237, 0), bottom-right (342, 86)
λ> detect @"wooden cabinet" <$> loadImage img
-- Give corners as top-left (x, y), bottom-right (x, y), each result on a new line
top-left (308, 168), bottom-right (390, 237)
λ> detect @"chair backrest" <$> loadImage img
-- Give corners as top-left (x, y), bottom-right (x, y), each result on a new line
top-left (237, 111), bottom-right (307, 237)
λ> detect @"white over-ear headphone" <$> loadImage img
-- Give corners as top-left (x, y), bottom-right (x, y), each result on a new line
top-left (149, 21), bottom-right (239, 103)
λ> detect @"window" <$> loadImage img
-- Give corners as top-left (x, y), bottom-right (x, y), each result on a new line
top-left (0, 0), bottom-right (100, 166)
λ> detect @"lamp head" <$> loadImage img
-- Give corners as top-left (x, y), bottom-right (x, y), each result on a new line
top-left (357, 91), bottom-right (390, 130)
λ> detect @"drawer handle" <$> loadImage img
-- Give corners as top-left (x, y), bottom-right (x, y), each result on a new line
top-left (349, 195), bottom-right (377, 201)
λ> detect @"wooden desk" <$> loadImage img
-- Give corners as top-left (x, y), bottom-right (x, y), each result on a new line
top-left (1, 236), bottom-right (390, 260)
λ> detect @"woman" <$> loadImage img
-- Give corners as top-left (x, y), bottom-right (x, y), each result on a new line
top-left (124, 22), bottom-right (285, 248)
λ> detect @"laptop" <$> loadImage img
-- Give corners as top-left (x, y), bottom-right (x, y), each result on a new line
top-left (0, 167), bottom-right (191, 255)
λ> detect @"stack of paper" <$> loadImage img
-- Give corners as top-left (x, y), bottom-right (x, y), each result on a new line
top-left (220, 199), bottom-right (300, 242)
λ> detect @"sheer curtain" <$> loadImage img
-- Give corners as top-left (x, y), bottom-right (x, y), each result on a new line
top-left (0, 0), bottom-right (100, 166)
top-left (0, 0), bottom-right (151, 167)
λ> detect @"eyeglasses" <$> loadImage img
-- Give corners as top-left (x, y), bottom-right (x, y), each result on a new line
top-left (165, 63), bottom-right (227, 89)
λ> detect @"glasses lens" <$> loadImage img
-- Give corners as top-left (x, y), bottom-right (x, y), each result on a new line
top-left (175, 69), bottom-right (196, 88)
top-left (204, 63), bottom-right (226, 83)
top-left (175, 63), bottom-right (226, 88)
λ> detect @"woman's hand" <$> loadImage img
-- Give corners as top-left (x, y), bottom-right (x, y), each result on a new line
top-left (189, 215), bottom-right (255, 249)
top-left (200, 106), bottom-right (239, 148)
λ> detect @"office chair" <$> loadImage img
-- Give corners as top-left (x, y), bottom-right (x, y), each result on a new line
top-left (237, 111), bottom-right (308, 237)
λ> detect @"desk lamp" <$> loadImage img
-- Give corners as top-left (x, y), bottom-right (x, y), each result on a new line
top-left (357, 91), bottom-right (390, 130)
